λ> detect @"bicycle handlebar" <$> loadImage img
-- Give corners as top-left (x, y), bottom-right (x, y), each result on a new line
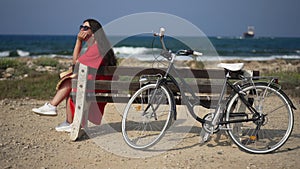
top-left (154, 27), bottom-right (203, 59)
top-left (177, 50), bottom-right (203, 56)
top-left (153, 27), bottom-right (165, 37)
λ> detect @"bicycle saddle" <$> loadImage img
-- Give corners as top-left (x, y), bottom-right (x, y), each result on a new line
top-left (217, 63), bottom-right (244, 71)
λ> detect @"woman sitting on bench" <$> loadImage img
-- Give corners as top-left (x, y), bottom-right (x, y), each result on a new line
top-left (32, 18), bottom-right (117, 132)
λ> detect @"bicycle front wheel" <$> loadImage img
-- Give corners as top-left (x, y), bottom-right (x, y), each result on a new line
top-left (226, 83), bottom-right (294, 154)
top-left (122, 84), bottom-right (174, 150)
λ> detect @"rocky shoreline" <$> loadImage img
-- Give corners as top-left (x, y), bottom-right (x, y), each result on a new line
top-left (1, 57), bottom-right (300, 80)
top-left (0, 57), bottom-right (72, 80)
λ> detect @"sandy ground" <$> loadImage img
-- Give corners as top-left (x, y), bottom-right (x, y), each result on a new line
top-left (1, 95), bottom-right (299, 169)
top-left (1, 58), bottom-right (300, 169)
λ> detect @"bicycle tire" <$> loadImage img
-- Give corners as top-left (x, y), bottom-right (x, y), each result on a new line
top-left (122, 83), bottom-right (175, 149)
top-left (226, 83), bottom-right (294, 154)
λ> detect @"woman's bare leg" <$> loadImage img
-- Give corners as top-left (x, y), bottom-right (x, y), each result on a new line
top-left (66, 97), bottom-right (73, 123)
top-left (50, 79), bottom-right (72, 106)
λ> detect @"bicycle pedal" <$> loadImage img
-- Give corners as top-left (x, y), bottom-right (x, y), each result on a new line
top-left (199, 129), bottom-right (210, 144)
top-left (200, 133), bottom-right (209, 144)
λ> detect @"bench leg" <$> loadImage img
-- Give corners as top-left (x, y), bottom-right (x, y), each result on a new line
top-left (70, 64), bottom-right (89, 141)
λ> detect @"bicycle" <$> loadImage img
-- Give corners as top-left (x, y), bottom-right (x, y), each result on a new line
top-left (121, 28), bottom-right (296, 153)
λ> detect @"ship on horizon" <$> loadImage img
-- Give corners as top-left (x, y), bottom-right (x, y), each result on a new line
top-left (243, 26), bottom-right (255, 38)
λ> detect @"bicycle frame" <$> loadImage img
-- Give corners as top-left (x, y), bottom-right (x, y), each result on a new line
top-left (155, 62), bottom-right (264, 125)
top-left (154, 35), bottom-right (263, 126)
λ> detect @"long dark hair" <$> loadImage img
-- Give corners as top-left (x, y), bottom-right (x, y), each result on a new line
top-left (83, 19), bottom-right (117, 66)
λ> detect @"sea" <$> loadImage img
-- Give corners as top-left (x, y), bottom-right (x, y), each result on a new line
top-left (0, 34), bottom-right (299, 61)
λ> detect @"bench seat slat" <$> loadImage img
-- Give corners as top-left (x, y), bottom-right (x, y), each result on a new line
top-left (71, 92), bottom-right (221, 108)
top-left (72, 80), bottom-right (225, 94)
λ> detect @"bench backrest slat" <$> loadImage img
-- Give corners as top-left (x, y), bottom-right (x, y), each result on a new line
top-left (71, 65), bottom-right (259, 107)
top-left (95, 66), bottom-right (259, 78)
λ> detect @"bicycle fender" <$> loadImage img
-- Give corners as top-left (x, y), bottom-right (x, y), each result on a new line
top-left (260, 82), bottom-right (296, 110)
top-left (277, 88), bottom-right (297, 110)
top-left (242, 82), bottom-right (296, 110)
top-left (156, 78), bottom-right (177, 120)
top-left (164, 84), bottom-right (177, 120)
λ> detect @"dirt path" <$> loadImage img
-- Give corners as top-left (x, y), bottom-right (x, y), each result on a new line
top-left (1, 98), bottom-right (299, 169)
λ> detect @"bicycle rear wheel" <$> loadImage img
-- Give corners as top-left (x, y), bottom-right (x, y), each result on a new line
top-left (226, 83), bottom-right (294, 154)
top-left (122, 84), bottom-right (174, 149)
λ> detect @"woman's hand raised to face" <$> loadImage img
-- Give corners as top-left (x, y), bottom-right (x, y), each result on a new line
top-left (77, 31), bottom-right (91, 42)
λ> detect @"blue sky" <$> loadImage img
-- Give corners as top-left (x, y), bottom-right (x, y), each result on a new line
top-left (0, 0), bottom-right (299, 37)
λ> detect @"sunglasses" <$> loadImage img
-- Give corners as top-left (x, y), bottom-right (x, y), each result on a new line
top-left (79, 25), bottom-right (91, 31)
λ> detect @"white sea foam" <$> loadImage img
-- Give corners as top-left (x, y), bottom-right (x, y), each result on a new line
top-left (113, 46), bottom-right (160, 55)
top-left (17, 49), bottom-right (30, 57)
top-left (113, 46), bottom-right (300, 61)
top-left (32, 54), bottom-right (72, 59)
top-left (113, 46), bottom-right (162, 60)
top-left (0, 51), bottom-right (10, 57)
top-left (5, 46), bottom-right (299, 62)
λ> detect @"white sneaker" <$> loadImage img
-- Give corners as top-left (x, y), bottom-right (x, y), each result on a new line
top-left (55, 121), bottom-right (71, 132)
top-left (32, 103), bottom-right (57, 116)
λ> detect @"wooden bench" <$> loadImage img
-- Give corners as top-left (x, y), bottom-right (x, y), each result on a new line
top-left (70, 63), bottom-right (259, 141)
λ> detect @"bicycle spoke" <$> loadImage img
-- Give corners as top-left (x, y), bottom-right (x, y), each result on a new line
top-left (265, 104), bottom-right (286, 115)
